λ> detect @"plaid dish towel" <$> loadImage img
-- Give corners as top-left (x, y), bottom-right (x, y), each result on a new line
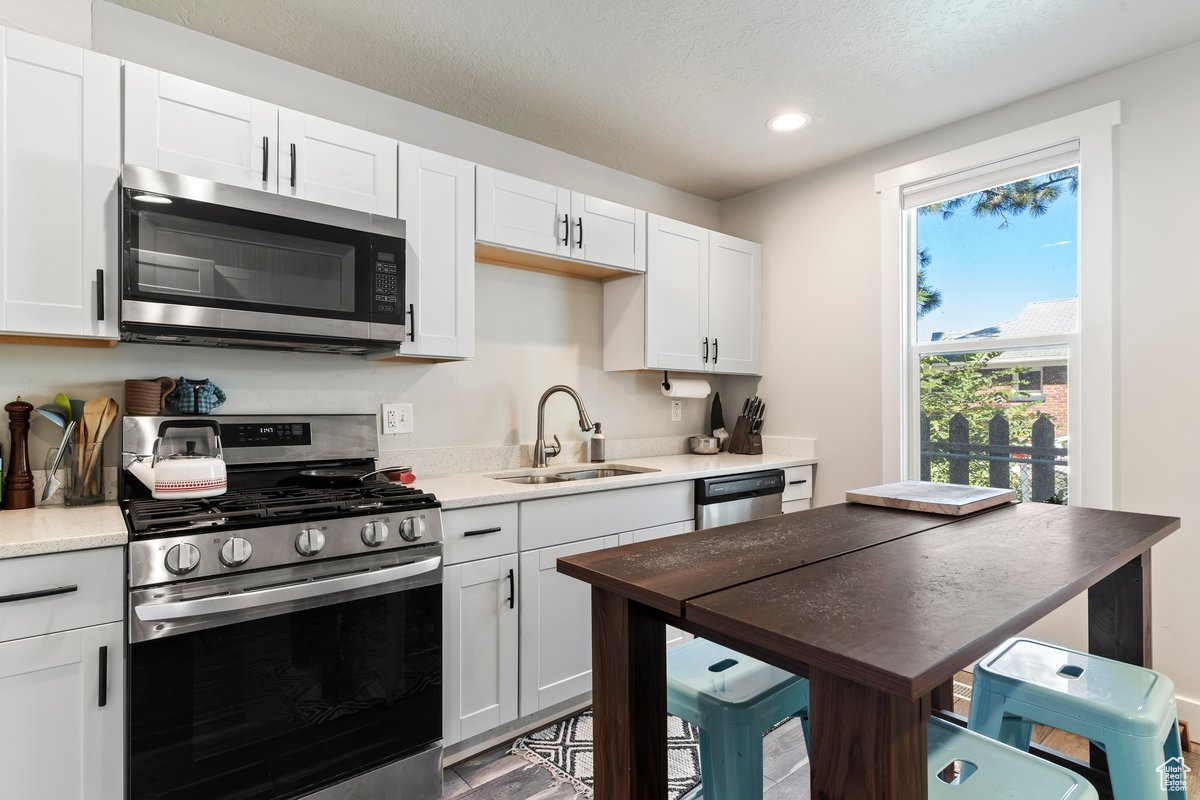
top-left (166, 378), bottom-right (227, 414)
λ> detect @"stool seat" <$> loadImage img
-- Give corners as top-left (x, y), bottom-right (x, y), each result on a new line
top-left (969, 638), bottom-right (1185, 800)
top-left (928, 717), bottom-right (1098, 798)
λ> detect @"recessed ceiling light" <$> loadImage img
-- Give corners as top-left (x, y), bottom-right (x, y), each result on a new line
top-left (766, 112), bottom-right (810, 133)
top-left (131, 193), bottom-right (172, 204)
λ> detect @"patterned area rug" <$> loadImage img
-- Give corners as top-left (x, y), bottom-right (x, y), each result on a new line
top-left (511, 711), bottom-right (702, 799)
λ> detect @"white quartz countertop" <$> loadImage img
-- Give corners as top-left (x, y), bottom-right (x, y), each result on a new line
top-left (0, 503), bottom-right (127, 559)
top-left (417, 452), bottom-right (818, 510)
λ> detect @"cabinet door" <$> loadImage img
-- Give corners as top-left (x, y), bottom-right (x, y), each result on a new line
top-left (443, 555), bottom-right (518, 746)
top-left (519, 535), bottom-right (619, 716)
top-left (0, 621), bottom-right (123, 800)
top-left (708, 231), bottom-right (763, 375)
top-left (476, 166), bottom-right (570, 258)
top-left (0, 30), bottom-right (119, 338)
top-left (570, 191), bottom-right (645, 271)
top-left (124, 64), bottom-right (276, 191)
top-left (399, 145), bottom-right (475, 358)
top-left (617, 521), bottom-right (695, 650)
top-left (278, 109), bottom-right (397, 216)
top-left (645, 214), bottom-right (708, 371)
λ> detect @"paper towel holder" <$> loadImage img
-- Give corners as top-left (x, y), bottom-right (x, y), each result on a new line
top-left (661, 371), bottom-right (671, 391)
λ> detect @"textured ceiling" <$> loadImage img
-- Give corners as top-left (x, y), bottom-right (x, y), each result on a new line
top-left (107, 0), bottom-right (1200, 199)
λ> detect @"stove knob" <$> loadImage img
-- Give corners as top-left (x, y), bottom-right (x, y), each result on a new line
top-left (164, 543), bottom-right (201, 575)
top-left (219, 537), bottom-right (253, 567)
top-left (399, 516), bottom-right (426, 542)
top-left (361, 520), bottom-right (390, 547)
top-left (296, 528), bottom-right (326, 556)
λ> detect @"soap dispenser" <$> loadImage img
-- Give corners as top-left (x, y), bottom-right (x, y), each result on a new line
top-left (589, 422), bottom-right (605, 463)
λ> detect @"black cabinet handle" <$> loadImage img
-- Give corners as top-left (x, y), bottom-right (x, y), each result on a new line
top-left (289, 143), bottom-right (297, 188)
top-left (95, 269), bottom-right (104, 321)
top-left (97, 646), bottom-right (108, 708)
top-left (789, 479), bottom-right (808, 486)
top-left (505, 568), bottom-right (515, 609)
top-left (463, 526), bottom-right (502, 538)
top-left (576, 217), bottom-right (583, 248)
top-left (261, 136), bottom-right (269, 182)
top-left (713, 338), bottom-right (718, 364)
top-left (560, 213), bottom-right (569, 246)
top-left (0, 585), bottom-right (77, 604)
top-left (406, 303), bottom-right (415, 342)
top-left (702, 337), bottom-right (709, 363)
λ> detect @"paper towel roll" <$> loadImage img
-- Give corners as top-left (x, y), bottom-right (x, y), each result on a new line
top-left (660, 379), bottom-right (711, 399)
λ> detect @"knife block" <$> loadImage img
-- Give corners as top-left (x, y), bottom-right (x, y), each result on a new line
top-left (727, 416), bottom-right (763, 455)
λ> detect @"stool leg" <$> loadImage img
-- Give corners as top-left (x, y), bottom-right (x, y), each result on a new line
top-left (1163, 722), bottom-right (1187, 800)
top-left (1106, 735), bottom-right (1171, 800)
top-left (798, 707), bottom-right (812, 755)
top-left (697, 722), bottom-right (763, 800)
top-left (967, 686), bottom-right (1031, 748)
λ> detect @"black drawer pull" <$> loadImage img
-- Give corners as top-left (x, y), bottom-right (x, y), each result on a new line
top-left (506, 568), bottom-right (515, 609)
top-left (261, 135), bottom-right (269, 182)
top-left (0, 585), bottom-right (78, 604)
top-left (289, 142), bottom-right (297, 188)
top-left (97, 646), bottom-right (108, 708)
top-left (95, 269), bottom-right (105, 321)
top-left (463, 527), bottom-right (503, 538)
top-left (788, 479), bottom-right (808, 486)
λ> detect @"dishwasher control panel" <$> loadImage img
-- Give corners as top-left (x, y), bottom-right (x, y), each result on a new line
top-left (695, 469), bottom-right (785, 505)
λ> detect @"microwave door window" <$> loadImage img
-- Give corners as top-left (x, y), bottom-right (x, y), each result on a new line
top-left (130, 210), bottom-right (357, 315)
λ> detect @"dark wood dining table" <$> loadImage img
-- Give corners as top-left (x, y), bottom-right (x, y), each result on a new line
top-left (557, 501), bottom-right (1181, 800)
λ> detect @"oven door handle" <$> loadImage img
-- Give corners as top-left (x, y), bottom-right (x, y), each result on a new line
top-left (134, 555), bottom-right (441, 623)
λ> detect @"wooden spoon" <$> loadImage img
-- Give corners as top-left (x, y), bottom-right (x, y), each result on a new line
top-left (82, 397), bottom-right (119, 495)
top-left (78, 398), bottom-right (107, 493)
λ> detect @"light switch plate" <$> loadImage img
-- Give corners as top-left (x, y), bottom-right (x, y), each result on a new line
top-left (382, 403), bottom-right (414, 434)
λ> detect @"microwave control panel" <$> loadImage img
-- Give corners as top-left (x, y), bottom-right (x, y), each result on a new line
top-left (371, 247), bottom-right (404, 323)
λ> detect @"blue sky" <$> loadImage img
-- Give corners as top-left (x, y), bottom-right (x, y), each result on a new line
top-left (915, 180), bottom-right (1078, 341)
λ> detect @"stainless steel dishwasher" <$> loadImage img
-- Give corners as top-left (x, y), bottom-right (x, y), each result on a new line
top-left (695, 469), bottom-right (786, 528)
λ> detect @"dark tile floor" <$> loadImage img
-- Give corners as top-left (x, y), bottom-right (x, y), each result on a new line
top-left (446, 671), bottom-right (1198, 798)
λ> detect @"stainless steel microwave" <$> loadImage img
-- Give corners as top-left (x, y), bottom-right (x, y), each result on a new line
top-left (120, 166), bottom-right (405, 354)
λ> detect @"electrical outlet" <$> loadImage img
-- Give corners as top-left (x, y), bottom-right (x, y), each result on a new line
top-left (382, 403), bottom-right (414, 434)
top-left (670, 400), bottom-right (683, 422)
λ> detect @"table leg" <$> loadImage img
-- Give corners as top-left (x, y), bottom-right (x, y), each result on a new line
top-left (809, 667), bottom-right (930, 800)
top-left (590, 587), bottom-right (667, 800)
top-left (1087, 551), bottom-right (1152, 770)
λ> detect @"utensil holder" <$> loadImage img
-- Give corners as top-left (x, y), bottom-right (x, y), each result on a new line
top-left (727, 416), bottom-right (764, 455)
top-left (46, 441), bottom-right (104, 506)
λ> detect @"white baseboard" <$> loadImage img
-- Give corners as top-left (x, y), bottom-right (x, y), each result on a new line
top-left (1176, 694), bottom-right (1200, 744)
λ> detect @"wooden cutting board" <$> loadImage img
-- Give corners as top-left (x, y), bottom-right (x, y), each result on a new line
top-left (846, 480), bottom-right (1016, 516)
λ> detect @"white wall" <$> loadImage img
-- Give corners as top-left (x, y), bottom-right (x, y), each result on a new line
top-left (0, 3), bottom-right (725, 468)
top-left (720, 41), bottom-right (1200, 725)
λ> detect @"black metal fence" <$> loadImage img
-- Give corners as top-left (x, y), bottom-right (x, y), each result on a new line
top-left (920, 412), bottom-right (1068, 502)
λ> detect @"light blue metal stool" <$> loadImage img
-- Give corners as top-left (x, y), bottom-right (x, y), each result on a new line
top-left (929, 716), bottom-right (1099, 798)
top-left (666, 639), bottom-right (809, 800)
top-left (968, 638), bottom-right (1185, 799)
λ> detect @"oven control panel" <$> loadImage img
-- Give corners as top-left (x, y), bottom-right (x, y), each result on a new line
top-left (129, 510), bottom-right (443, 588)
top-left (371, 248), bottom-right (404, 321)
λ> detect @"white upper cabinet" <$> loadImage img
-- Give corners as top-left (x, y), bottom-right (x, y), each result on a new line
top-left (604, 214), bottom-right (763, 376)
top-left (476, 167), bottom-right (570, 257)
top-left (393, 145), bottom-right (475, 359)
top-left (707, 231), bottom-right (762, 375)
top-left (570, 191), bottom-right (646, 271)
top-left (278, 109), bottom-right (397, 216)
top-left (0, 29), bottom-right (119, 340)
top-left (476, 167), bottom-right (645, 272)
top-left (124, 64), bottom-right (276, 192)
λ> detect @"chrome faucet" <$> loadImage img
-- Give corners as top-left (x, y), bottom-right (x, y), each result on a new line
top-left (534, 385), bottom-right (595, 468)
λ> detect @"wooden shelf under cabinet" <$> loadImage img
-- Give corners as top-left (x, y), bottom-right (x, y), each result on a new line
top-left (475, 242), bottom-right (639, 283)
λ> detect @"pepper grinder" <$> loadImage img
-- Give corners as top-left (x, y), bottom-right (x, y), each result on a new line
top-left (3, 397), bottom-right (34, 510)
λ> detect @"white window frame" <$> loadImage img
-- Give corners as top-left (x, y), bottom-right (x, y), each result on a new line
top-left (874, 102), bottom-right (1120, 509)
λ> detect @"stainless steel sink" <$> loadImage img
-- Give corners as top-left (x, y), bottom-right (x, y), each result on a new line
top-left (496, 475), bottom-right (571, 484)
top-left (555, 468), bottom-right (647, 480)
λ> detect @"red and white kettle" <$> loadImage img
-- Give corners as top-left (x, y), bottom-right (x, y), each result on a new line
top-left (125, 419), bottom-right (227, 499)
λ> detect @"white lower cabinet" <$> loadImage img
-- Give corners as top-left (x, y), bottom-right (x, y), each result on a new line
top-left (518, 534), bottom-right (622, 717)
top-left (443, 554), bottom-right (519, 746)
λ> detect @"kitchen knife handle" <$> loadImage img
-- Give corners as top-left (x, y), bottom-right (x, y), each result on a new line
top-left (261, 136), bottom-right (269, 182)
top-left (289, 143), bottom-right (297, 188)
top-left (703, 337), bottom-right (709, 363)
top-left (713, 338), bottom-right (718, 364)
top-left (406, 303), bottom-right (415, 342)
top-left (95, 269), bottom-right (104, 321)
top-left (97, 646), bottom-right (108, 708)
top-left (505, 568), bottom-right (515, 609)
top-left (561, 214), bottom-right (569, 246)
top-left (576, 217), bottom-right (583, 248)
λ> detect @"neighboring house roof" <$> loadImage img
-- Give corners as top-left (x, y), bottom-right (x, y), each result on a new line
top-left (932, 298), bottom-right (1075, 365)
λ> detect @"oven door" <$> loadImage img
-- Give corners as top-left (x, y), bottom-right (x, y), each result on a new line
top-left (120, 166), bottom-right (406, 349)
top-left (128, 546), bottom-right (442, 800)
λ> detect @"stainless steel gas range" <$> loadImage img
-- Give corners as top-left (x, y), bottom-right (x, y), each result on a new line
top-left (120, 414), bottom-right (443, 800)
